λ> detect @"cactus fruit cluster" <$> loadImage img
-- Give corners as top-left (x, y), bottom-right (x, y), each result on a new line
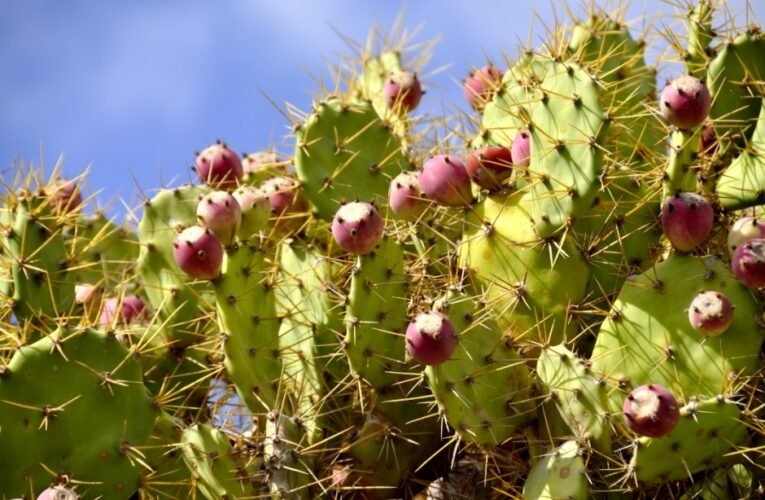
top-left (4, 1), bottom-right (765, 498)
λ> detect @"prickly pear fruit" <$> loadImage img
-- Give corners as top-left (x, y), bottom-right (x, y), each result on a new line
top-left (75, 283), bottom-right (100, 305)
top-left (464, 65), bottom-right (502, 111)
top-left (406, 311), bottom-right (457, 365)
top-left (383, 71), bottom-right (422, 112)
top-left (37, 486), bottom-right (79, 500)
top-left (419, 155), bottom-right (473, 207)
top-left (232, 185), bottom-right (270, 238)
top-left (659, 75), bottom-right (711, 129)
top-left (389, 172), bottom-right (425, 220)
top-left (511, 129), bottom-right (531, 167)
top-left (172, 226), bottom-right (223, 280)
top-left (332, 202), bottom-right (384, 255)
top-left (99, 295), bottom-right (147, 327)
top-left (732, 239), bottom-right (765, 288)
top-left (195, 143), bottom-right (243, 190)
top-left (660, 192), bottom-right (714, 252)
top-left (243, 150), bottom-right (279, 171)
top-left (465, 145), bottom-right (513, 191)
top-left (688, 291), bottom-right (734, 337)
top-left (49, 180), bottom-right (82, 215)
top-left (623, 384), bottom-right (680, 438)
top-left (196, 190), bottom-right (242, 245)
top-left (728, 217), bottom-right (765, 257)
top-left (260, 176), bottom-right (308, 233)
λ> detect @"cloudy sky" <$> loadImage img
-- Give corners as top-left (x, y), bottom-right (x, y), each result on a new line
top-left (1, 0), bottom-right (762, 219)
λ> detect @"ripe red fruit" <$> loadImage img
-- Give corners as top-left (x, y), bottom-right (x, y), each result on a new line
top-left (623, 384), bottom-right (680, 438)
top-left (406, 311), bottom-right (458, 365)
top-left (660, 75), bottom-right (711, 130)
top-left (331, 202), bottom-right (384, 255)
top-left (195, 143), bottom-right (244, 190)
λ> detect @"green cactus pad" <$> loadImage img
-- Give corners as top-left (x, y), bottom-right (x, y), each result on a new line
top-left (459, 192), bottom-right (589, 350)
top-left (523, 60), bottom-right (606, 237)
top-left (522, 440), bottom-right (588, 500)
top-left (138, 412), bottom-right (193, 499)
top-left (536, 344), bottom-right (613, 452)
top-left (665, 128), bottom-right (702, 197)
top-left (137, 185), bottom-right (214, 346)
top-left (717, 98), bottom-right (765, 210)
top-left (478, 57), bottom-right (549, 147)
top-left (215, 242), bottom-right (282, 414)
top-left (275, 240), bottom-right (346, 443)
top-left (592, 254), bottom-right (763, 404)
top-left (707, 31), bottom-right (765, 144)
top-left (345, 236), bottom-right (408, 388)
top-left (3, 195), bottom-right (75, 326)
top-left (629, 397), bottom-right (747, 484)
top-left (181, 423), bottom-right (262, 499)
top-left (426, 289), bottom-right (536, 445)
top-left (0, 327), bottom-right (156, 498)
top-left (67, 212), bottom-right (139, 286)
top-left (294, 97), bottom-right (410, 220)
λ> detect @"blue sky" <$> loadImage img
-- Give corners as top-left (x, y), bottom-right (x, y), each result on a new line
top-left (2, 1), bottom-right (763, 220)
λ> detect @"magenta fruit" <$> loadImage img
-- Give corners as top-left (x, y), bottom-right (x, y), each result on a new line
top-left (688, 291), bottom-right (734, 337)
top-left (464, 65), bottom-right (502, 111)
top-left (172, 226), bottom-right (224, 280)
top-left (419, 155), bottom-right (473, 207)
top-left (511, 129), bottom-right (531, 167)
top-left (37, 486), bottom-right (79, 500)
top-left (732, 239), bottom-right (765, 288)
top-left (389, 172), bottom-right (426, 220)
top-left (331, 202), bottom-right (384, 255)
top-left (196, 191), bottom-right (242, 245)
top-left (465, 145), bottom-right (513, 191)
top-left (728, 216), bottom-right (765, 257)
top-left (405, 311), bottom-right (458, 366)
top-left (195, 142), bottom-right (244, 190)
top-left (242, 150), bottom-right (282, 175)
top-left (383, 71), bottom-right (423, 112)
top-left (623, 384), bottom-right (680, 438)
top-left (49, 180), bottom-right (82, 215)
top-left (659, 75), bottom-right (711, 130)
top-left (660, 192), bottom-right (714, 252)
top-left (259, 176), bottom-right (308, 233)
top-left (99, 295), bottom-right (148, 327)
top-left (233, 185), bottom-right (270, 238)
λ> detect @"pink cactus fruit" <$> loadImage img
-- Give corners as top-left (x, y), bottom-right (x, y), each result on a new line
top-left (194, 142), bottom-right (244, 190)
top-left (465, 145), bottom-right (513, 191)
top-left (196, 191), bottom-right (242, 245)
top-left (419, 155), bottom-right (473, 207)
top-left (49, 180), bottom-right (83, 215)
top-left (99, 295), bottom-right (148, 327)
top-left (242, 150), bottom-right (283, 175)
top-left (659, 75), bottom-right (711, 129)
top-left (406, 311), bottom-right (458, 366)
top-left (727, 216), bottom-right (765, 257)
top-left (511, 129), bottom-right (531, 167)
top-left (37, 486), bottom-right (79, 500)
top-left (75, 283), bottom-right (99, 305)
top-left (172, 226), bottom-right (224, 280)
top-left (688, 290), bottom-right (734, 337)
top-left (464, 65), bottom-right (502, 111)
top-left (331, 202), bottom-right (384, 255)
top-left (660, 192), bottom-right (714, 252)
top-left (623, 384), bottom-right (680, 438)
top-left (259, 176), bottom-right (308, 233)
top-left (732, 239), bottom-right (765, 288)
top-left (383, 71), bottom-right (423, 112)
top-left (389, 172), bottom-right (426, 220)
top-left (233, 185), bottom-right (270, 238)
